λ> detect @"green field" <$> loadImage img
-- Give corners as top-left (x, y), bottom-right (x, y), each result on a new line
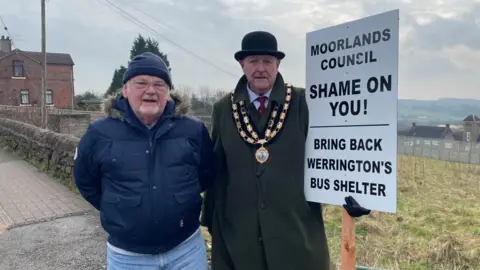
top-left (202, 155), bottom-right (480, 270)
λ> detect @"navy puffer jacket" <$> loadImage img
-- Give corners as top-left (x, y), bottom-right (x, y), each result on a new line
top-left (73, 91), bottom-right (214, 254)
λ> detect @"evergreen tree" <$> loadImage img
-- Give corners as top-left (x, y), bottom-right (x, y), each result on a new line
top-left (104, 34), bottom-right (172, 97)
top-left (144, 37), bottom-right (171, 73)
top-left (104, 65), bottom-right (127, 97)
top-left (129, 34), bottom-right (148, 60)
top-left (75, 90), bottom-right (101, 101)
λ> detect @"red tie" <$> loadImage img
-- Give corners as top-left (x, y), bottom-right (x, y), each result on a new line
top-left (256, 96), bottom-right (267, 116)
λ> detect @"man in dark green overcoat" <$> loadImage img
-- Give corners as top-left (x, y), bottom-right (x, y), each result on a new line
top-left (201, 31), bottom-right (371, 270)
top-left (200, 30), bottom-right (331, 270)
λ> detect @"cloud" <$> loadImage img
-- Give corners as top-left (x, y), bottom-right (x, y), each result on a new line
top-left (0, 0), bottom-right (478, 100)
top-left (443, 44), bottom-right (480, 72)
top-left (407, 14), bottom-right (480, 50)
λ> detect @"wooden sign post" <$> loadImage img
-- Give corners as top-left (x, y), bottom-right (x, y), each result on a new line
top-left (341, 210), bottom-right (355, 270)
top-left (303, 9), bottom-right (400, 270)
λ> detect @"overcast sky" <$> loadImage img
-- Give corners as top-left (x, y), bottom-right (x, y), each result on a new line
top-left (1, 0), bottom-right (479, 100)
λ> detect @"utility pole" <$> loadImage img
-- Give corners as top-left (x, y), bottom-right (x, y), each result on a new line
top-left (41, 0), bottom-right (47, 129)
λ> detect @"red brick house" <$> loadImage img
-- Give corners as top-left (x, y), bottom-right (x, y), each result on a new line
top-left (0, 36), bottom-right (75, 109)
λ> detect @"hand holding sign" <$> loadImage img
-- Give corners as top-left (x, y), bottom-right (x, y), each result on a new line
top-left (343, 195), bottom-right (371, 217)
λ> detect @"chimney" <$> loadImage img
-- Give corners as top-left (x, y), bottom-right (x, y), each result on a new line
top-left (0, 36), bottom-right (12, 53)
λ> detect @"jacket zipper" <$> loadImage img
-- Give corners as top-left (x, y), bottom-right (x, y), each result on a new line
top-left (146, 118), bottom-right (175, 246)
top-left (149, 137), bottom-right (155, 231)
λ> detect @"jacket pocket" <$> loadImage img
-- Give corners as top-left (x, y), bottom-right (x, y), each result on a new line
top-left (103, 192), bottom-right (142, 205)
top-left (174, 186), bottom-right (201, 204)
top-left (100, 192), bottom-right (144, 239)
top-left (108, 141), bottom-right (149, 171)
top-left (172, 186), bottom-right (202, 229)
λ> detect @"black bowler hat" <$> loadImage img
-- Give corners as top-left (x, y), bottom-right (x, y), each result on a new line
top-left (234, 31), bottom-right (285, 61)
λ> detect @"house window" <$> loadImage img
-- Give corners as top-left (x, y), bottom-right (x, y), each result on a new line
top-left (432, 140), bottom-right (439, 146)
top-left (424, 140), bottom-right (430, 145)
top-left (445, 142), bottom-right (452, 149)
top-left (466, 132), bottom-right (471, 142)
top-left (20, 89), bottom-right (29, 104)
top-left (404, 140), bottom-right (413, 146)
top-left (46, 89), bottom-right (53, 105)
top-left (12, 60), bottom-right (24, 77)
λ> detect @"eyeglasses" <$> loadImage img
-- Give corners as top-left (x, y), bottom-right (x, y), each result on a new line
top-left (130, 80), bottom-right (168, 91)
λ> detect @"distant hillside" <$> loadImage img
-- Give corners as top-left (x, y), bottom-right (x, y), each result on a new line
top-left (193, 91), bottom-right (479, 131)
top-left (398, 98), bottom-right (480, 130)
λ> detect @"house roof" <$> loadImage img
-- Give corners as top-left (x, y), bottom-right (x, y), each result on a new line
top-left (0, 49), bottom-right (74, 65)
top-left (463, 114), bottom-right (480, 122)
top-left (407, 125), bottom-right (451, 139)
top-left (397, 129), bottom-right (410, 136)
top-left (452, 131), bottom-right (464, 141)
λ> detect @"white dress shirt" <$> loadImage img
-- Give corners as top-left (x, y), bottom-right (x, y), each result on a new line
top-left (246, 84), bottom-right (271, 110)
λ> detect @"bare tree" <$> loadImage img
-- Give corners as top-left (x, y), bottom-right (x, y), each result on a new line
top-left (174, 84), bottom-right (194, 98)
top-left (198, 85), bottom-right (213, 106)
top-left (212, 88), bottom-right (229, 102)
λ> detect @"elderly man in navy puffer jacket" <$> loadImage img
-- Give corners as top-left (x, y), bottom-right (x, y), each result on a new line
top-left (73, 52), bottom-right (214, 270)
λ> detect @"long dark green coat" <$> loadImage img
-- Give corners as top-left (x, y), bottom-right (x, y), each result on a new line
top-left (201, 72), bottom-right (331, 270)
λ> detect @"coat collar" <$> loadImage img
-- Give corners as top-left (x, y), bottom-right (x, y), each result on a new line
top-left (232, 72), bottom-right (287, 104)
top-left (102, 89), bottom-right (191, 135)
top-left (103, 89), bottom-right (191, 122)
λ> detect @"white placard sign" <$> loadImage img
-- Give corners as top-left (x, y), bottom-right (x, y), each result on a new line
top-left (304, 10), bottom-right (399, 213)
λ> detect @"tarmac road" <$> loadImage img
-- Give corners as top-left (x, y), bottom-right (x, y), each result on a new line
top-left (0, 212), bottom-right (107, 270)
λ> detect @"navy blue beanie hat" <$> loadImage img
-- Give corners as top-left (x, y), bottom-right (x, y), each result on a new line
top-left (122, 52), bottom-right (172, 88)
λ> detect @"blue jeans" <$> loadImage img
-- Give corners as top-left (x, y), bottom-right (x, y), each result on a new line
top-left (107, 227), bottom-right (208, 270)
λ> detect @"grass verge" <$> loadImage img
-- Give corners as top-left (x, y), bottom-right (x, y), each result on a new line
top-left (202, 155), bottom-right (480, 270)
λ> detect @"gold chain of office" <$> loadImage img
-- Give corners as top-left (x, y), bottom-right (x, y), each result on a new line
top-left (230, 84), bottom-right (292, 163)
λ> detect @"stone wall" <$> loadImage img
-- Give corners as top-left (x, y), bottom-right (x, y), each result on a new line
top-left (0, 117), bottom-right (78, 190)
top-left (0, 103), bottom-right (209, 139)
top-left (47, 114), bottom-right (92, 138)
top-left (0, 105), bottom-right (104, 138)
top-left (0, 105), bottom-right (43, 126)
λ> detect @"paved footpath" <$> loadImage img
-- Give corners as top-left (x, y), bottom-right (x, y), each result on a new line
top-left (0, 148), bottom-right (93, 231)
top-left (0, 147), bottom-right (107, 269)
